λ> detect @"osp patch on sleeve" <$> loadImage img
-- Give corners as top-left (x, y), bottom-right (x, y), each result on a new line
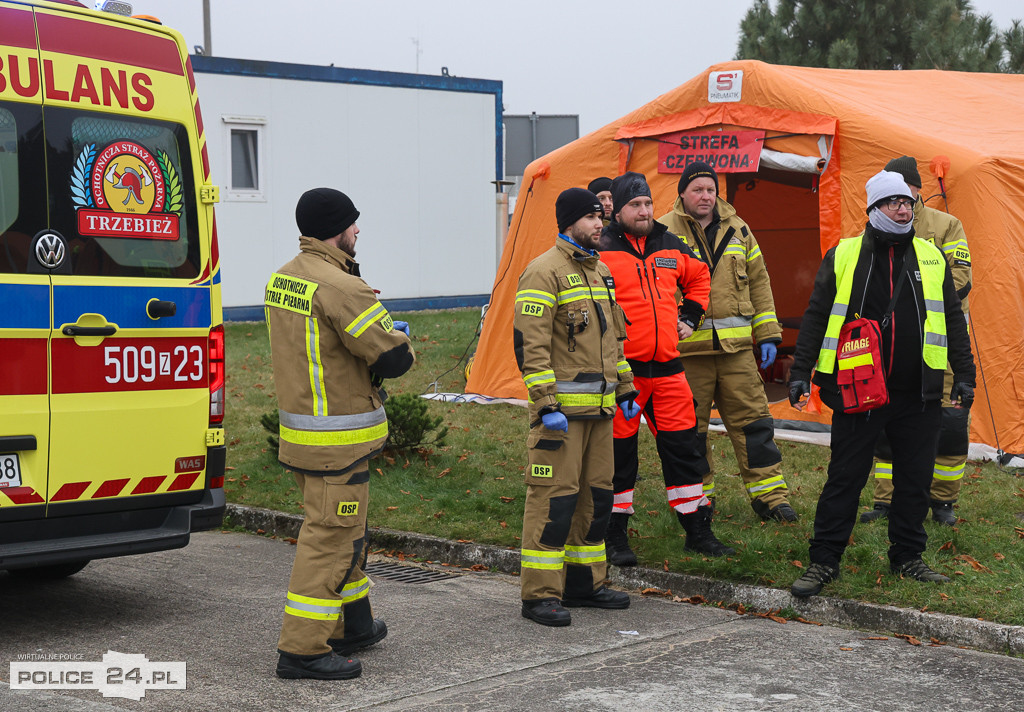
top-left (521, 302), bottom-right (545, 317)
top-left (531, 464), bottom-right (553, 478)
top-left (265, 273), bottom-right (318, 315)
top-left (337, 501), bottom-right (360, 516)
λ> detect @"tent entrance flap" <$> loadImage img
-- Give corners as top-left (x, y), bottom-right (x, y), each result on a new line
top-left (725, 172), bottom-right (820, 352)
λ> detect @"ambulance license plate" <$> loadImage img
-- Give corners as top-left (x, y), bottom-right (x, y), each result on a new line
top-left (0, 453), bottom-right (22, 489)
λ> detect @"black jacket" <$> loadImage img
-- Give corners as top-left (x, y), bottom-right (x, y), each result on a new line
top-left (790, 225), bottom-right (975, 403)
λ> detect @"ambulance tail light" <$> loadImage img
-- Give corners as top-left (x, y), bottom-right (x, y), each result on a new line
top-left (208, 325), bottom-right (225, 425)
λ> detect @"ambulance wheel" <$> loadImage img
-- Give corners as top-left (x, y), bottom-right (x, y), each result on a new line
top-left (8, 560), bottom-right (90, 580)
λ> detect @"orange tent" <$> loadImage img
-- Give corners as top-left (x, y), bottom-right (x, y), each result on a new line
top-left (468, 60), bottom-right (1024, 453)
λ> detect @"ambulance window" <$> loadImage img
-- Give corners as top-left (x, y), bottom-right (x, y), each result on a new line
top-left (0, 102), bottom-right (47, 274)
top-left (0, 110), bottom-right (19, 236)
top-left (43, 108), bottom-right (201, 279)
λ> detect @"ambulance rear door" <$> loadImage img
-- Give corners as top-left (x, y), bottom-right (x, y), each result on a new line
top-left (34, 6), bottom-right (214, 515)
top-left (0, 1), bottom-right (50, 518)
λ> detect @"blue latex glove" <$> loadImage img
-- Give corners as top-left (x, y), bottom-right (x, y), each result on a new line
top-left (618, 399), bottom-right (641, 420)
top-left (759, 342), bottom-right (777, 369)
top-left (392, 320), bottom-right (410, 337)
top-left (540, 411), bottom-right (568, 432)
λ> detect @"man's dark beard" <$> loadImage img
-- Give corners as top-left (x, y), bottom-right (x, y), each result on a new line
top-left (568, 225), bottom-right (599, 249)
top-left (620, 217), bottom-right (652, 236)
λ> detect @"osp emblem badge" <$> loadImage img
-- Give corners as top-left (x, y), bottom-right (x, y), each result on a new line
top-left (70, 140), bottom-right (183, 240)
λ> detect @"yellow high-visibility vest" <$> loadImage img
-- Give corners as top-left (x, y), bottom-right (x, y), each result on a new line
top-left (817, 235), bottom-right (947, 375)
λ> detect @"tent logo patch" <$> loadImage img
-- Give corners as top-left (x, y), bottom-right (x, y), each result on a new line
top-left (71, 141), bottom-right (182, 240)
top-left (708, 70), bottom-right (743, 103)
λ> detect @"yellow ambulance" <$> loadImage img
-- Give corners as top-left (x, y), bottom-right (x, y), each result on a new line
top-left (0, 0), bottom-right (225, 577)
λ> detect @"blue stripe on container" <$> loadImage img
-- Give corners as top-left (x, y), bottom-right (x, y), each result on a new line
top-left (53, 285), bottom-right (211, 329)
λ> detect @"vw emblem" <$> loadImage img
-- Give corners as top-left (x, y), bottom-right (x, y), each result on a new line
top-left (34, 232), bottom-right (66, 270)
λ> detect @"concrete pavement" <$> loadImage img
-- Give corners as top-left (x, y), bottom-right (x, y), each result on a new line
top-left (1, 529), bottom-right (1023, 711)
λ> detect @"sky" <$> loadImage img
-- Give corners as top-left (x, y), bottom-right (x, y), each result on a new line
top-left (130, 0), bottom-right (1023, 137)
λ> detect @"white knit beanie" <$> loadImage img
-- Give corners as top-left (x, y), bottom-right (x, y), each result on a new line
top-left (865, 170), bottom-right (913, 214)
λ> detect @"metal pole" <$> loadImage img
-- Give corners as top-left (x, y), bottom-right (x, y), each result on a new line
top-left (203, 0), bottom-right (212, 56)
top-left (529, 112), bottom-right (538, 162)
top-left (495, 191), bottom-right (509, 271)
top-left (491, 180), bottom-right (513, 272)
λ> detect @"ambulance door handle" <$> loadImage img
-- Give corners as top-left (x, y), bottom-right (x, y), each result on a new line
top-left (147, 299), bottom-right (177, 319)
top-left (62, 325), bottom-right (117, 336)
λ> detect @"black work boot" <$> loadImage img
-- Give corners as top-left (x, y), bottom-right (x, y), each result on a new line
top-left (859, 503), bottom-right (890, 523)
top-left (891, 558), bottom-right (951, 583)
top-left (931, 500), bottom-right (957, 526)
top-left (328, 597), bottom-right (388, 656)
top-left (276, 651), bottom-right (362, 680)
top-left (678, 506), bottom-right (735, 557)
top-left (751, 498), bottom-right (799, 522)
top-left (521, 598), bottom-right (571, 626)
top-left (563, 586), bottom-right (630, 609)
top-left (605, 513), bottom-right (638, 567)
top-left (790, 562), bottom-right (839, 598)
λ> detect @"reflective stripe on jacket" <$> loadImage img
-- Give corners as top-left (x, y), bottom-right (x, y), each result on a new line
top-left (660, 196), bottom-right (782, 355)
top-left (514, 238), bottom-right (635, 419)
top-left (815, 235), bottom-right (947, 374)
top-left (915, 200), bottom-right (971, 314)
top-left (265, 237), bottom-right (414, 474)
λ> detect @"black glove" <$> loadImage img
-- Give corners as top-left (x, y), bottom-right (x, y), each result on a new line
top-left (950, 382), bottom-right (974, 410)
top-left (789, 380), bottom-right (810, 408)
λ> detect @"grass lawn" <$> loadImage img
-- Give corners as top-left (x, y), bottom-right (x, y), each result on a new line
top-left (224, 309), bottom-right (1024, 626)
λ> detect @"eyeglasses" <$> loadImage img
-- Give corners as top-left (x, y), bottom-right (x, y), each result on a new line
top-left (885, 198), bottom-right (915, 211)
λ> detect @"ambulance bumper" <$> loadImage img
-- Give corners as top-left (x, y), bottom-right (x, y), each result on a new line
top-left (0, 448), bottom-right (227, 571)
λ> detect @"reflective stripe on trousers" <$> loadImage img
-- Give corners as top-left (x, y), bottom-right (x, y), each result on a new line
top-left (612, 489), bottom-right (634, 515)
top-left (746, 474), bottom-right (787, 495)
top-left (564, 543), bottom-right (606, 565)
top-left (521, 548), bottom-right (565, 570)
top-left (285, 590), bottom-right (342, 621)
top-left (340, 576), bottom-right (370, 604)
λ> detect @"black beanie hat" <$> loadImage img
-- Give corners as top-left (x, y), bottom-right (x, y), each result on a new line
top-left (587, 176), bottom-right (613, 194)
top-left (677, 161), bottom-right (718, 194)
top-left (295, 188), bottom-right (360, 240)
top-left (611, 171), bottom-right (652, 216)
top-left (556, 188), bottom-right (603, 232)
top-left (884, 155), bottom-right (922, 188)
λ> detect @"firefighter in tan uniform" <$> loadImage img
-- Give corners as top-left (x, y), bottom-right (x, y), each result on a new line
top-left (659, 162), bottom-right (797, 522)
top-left (514, 188), bottom-right (639, 626)
top-left (266, 188), bottom-right (414, 680)
top-left (861, 156), bottom-right (973, 526)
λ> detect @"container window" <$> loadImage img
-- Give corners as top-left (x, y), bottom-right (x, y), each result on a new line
top-left (222, 118), bottom-right (265, 202)
top-left (231, 128), bottom-right (259, 189)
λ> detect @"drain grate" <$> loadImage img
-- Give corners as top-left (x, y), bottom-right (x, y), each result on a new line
top-left (364, 561), bottom-right (460, 584)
